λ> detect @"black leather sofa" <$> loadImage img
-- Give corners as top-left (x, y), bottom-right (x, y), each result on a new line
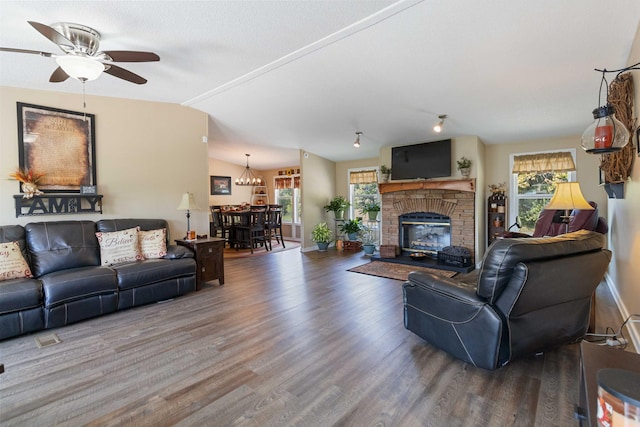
top-left (0, 219), bottom-right (196, 340)
top-left (403, 230), bottom-right (611, 370)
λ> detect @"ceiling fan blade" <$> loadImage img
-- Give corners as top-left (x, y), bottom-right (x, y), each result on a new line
top-left (49, 67), bottom-right (69, 83)
top-left (28, 21), bottom-right (74, 49)
top-left (0, 47), bottom-right (53, 57)
top-left (102, 50), bottom-right (159, 62)
top-left (104, 64), bottom-right (147, 84)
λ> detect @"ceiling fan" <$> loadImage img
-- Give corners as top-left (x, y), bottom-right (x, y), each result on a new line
top-left (0, 21), bottom-right (159, 84)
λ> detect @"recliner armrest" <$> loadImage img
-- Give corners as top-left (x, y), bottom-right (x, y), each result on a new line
top-left (407, 271), bottom-right (483, 305)
top-left (164, 245), bottom-right (194, 259)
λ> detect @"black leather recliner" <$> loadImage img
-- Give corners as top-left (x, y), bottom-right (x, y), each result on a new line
top-left (402, 230), bottom-right (611, 370)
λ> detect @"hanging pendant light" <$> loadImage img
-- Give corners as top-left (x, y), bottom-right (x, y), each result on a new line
top-left (353, 131), bottom-right (362, 148)
top-left (235, 153), bottom-right (264, 186)
top-left (581, 69), bottom-right (633, 154)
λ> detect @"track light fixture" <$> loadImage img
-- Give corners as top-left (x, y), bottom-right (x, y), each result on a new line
top-left (433, 115), bottom-right (447, 133)
top-left (581, 62), bottom-right (640, 154)
top-left (353, 131), bottom-right (362, 148)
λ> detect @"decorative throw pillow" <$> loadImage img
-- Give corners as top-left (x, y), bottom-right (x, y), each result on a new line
top-left (0, 241), bottom-right (33, 281)
top-left (138, 228), bottom-right (167, 259)
top-left (96, 227), bottom-right (142, 266)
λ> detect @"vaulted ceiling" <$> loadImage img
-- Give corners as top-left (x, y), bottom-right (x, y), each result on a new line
top-left (1, 1), bottom-right (639, 169)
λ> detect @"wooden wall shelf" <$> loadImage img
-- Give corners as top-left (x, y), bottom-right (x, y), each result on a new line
top-left (378, 179), bottom-right (475, 194)
top-left (13, 194), bottom-right (103, 217)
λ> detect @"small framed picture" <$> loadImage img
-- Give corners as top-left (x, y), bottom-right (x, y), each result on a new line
top-left (636, 128), bottom-right (640, 156)
top-left (80, 185), bottom-right (97, 194)
top-left (211, 176), bottom-right (231, 195)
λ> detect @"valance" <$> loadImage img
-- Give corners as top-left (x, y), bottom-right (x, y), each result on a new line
top-left (349, 170), bottom-right (377, 184)
top-left (512, 152), bottom-right (575, 173)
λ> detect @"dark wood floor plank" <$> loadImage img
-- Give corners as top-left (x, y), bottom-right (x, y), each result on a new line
top-left (0, 248), bottom-right (633, 426)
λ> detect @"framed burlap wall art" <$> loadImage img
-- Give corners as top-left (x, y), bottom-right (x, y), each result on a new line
top-left (17, 102), bottom-right (96, 193)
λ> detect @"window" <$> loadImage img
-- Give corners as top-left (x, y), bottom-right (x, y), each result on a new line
top-left (348, 169), bottom-right (379, 219)
top-left (274, 175), bottom-right (301, 224)
top-left (510, 150), bottom-right (576, 234)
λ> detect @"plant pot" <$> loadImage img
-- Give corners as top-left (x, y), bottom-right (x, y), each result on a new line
top-left (363, 244), bottom-right (375, 255)
top-left (317, 242), bottom-right (330, 251)
top-left (367, 211), bottom-right (379, 221)
top-left (334, 210), bottom-right (345, 220)
top-left (460, 167), bottom-right (471, 178)
top-left (347, 232), bottom-right (358, 241)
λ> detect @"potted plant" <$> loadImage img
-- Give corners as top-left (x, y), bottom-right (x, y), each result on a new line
top-left (339, 218), bottom-right (362, 240)
top-left (324, 195), bottom-right (350, 220)
top-left (379, 165), bottom-right (391, 182)
top-left (311, 222), bottom-right (333, 251)
top-left (457, 157), bottom-right (472, 178)
top-left (360, 200), bottom-right (381, 221)
top-left (360, 225), bottom-right (377, 255)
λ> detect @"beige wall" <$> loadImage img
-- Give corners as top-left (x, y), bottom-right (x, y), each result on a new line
top-left (300, 150), bottom-right (335, 251)
top-left (207, 157), bottom-right (256, 206)
top-left (606, 22), bottom-right (640, 347)
top-left (1, 86), bottom-right (209, 241)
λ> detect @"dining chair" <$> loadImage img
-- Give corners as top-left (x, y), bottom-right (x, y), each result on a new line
top-left (265, 204), bottom-right (285, 249)
top-left (234, 207), bottom-right (269, 253)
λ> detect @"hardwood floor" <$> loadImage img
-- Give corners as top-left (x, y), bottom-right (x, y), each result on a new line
top-left (0, 249), bottom-right (633, 426)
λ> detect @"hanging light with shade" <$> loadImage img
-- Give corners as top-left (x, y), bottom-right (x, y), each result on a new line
top-left (353, 131), bottom-right (362, 148)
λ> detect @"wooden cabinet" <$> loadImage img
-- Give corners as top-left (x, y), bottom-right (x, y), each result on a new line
top-left (487, 192), bottom-right (507, 246)
top-left (251, 185), bottom-right (269, 206)
top-left (176, 237), bottom-right (225, 289)
top-left (577, 342), bottom-right (640, 426)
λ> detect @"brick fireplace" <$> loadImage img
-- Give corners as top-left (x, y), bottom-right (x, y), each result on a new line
top-left (379, 179), bottom-right (476, 262)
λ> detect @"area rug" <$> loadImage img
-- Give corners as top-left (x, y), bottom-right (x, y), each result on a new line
top-left (348, 261), bottom-right (457, 281)
top-left (223, 240), bottom-right (300, 259)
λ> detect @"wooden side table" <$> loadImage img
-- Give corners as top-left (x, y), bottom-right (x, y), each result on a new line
top-left (577, 341), bottom-right (640, 426)
top-left (175, 237), bottom-right (225, 289)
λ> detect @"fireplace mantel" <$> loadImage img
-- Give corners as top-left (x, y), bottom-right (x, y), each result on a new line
top-left (378, 178), bottom-right (475, 194)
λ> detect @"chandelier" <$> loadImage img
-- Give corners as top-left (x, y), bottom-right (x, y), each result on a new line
top-left (235, 154), bottom-right (264, 186)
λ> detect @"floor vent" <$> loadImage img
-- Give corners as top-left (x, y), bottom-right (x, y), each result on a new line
top-left (35, 333), bottom-right (61, 348)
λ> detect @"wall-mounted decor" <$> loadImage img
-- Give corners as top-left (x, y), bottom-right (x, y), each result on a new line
top-left (211, 176), bottom-right (231, 195)
top-left (17, 102), bottom-right (96, 193)
top-left (637, 128), bottom-right (640, 157)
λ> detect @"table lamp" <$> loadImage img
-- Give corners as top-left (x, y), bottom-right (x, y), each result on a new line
top-left (177, 192), bottom-right (200, 239)
top-left (545, 182), bottom-right (593, 234)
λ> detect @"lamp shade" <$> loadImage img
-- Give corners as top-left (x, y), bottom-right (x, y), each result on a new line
top-left (545, 182), bottom-right (594, 211)
top-left (55, 55), bottom-right (104, 81)
top-left (177, 192), bottom-right (200, 211)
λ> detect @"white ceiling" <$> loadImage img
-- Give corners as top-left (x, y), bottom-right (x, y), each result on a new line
top-left (1, 1), bottom-right (639, 170)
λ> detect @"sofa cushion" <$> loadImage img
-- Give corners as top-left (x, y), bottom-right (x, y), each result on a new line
top-left (0, 225), bottom-right (28, 258)
top-left (25, 221), bottom-right (101, 277)
top-left (138, 228), bottom-right (167, 259)
top-left (97, 219), bottom-right (171, 242)
top-left (96, 227), bottom-right (142, 266)
top-left (40, 266), bottom-right (117, 307)
top-left (0, 241), bottom-right (34, 281)
top-left (110, 258), bottom-right (196, 290)
top-left (0, 277), bottom-right (42, 314)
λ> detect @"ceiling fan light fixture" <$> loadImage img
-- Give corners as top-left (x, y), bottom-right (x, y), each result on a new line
top-left (55, 55), bottom-right (104, 81)
top-left (353, 131), bottom-right (362, 148)
top-left (433, 114), bottom-right (447, 133)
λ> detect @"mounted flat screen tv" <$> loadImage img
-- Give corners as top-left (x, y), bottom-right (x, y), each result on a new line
top-left (391, 139), bottom-right (452, 180)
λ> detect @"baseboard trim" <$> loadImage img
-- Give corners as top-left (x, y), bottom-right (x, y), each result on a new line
top-left (603, 272), bottom-right (639, 352)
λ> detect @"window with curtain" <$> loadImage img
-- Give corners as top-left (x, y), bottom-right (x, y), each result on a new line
top-left (510, 150), bottom-right (576, 233)
top-left (349, 169), bottom-right (379, 219)
top-left (274, 175), bottom-right (301, 224)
